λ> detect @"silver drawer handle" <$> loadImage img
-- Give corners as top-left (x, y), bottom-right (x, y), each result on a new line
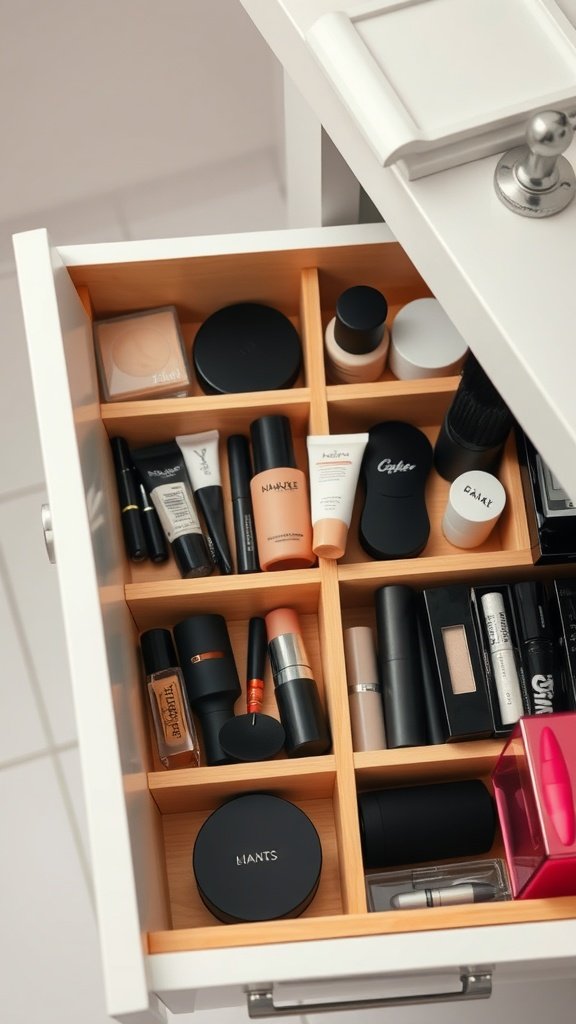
top-left (247, 971), bottom-right (492, 1017)
top-left (41, 503), bottom-right (56, 564)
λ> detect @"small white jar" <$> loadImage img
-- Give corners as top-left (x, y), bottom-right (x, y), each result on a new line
top-left (390, 297), bottom-right (468, 380)
top-left (442, 470), bottom-right (507, 548)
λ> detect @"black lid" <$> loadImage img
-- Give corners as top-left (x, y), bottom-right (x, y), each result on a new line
top-left (140, 628), bottom-right (177, 676)
top-left (227, 434), bottom-right (253, 499)
top-left (334, 286), bottom-right (388, 355)
top-left (193, 303), bottom-right (302, 395)
top-left (193, 794), bottom-right (322, 923)
top-left (174, 613), bottom-right (232, 657)
top-left (514, 581), bottom-right (550, 641)
top-left (172, 533), bottom-right (213, 579)
top-left (250, 415), bottom-right (296, 474)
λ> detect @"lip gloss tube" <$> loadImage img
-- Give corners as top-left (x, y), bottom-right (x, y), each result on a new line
top-left (265, 607), bottom-right (331, 757)
top-left (480, 591), bottom-right (524, 725)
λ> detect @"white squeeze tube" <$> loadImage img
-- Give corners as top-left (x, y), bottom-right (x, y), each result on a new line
top-left (307, 433), bottom-right (369, 560)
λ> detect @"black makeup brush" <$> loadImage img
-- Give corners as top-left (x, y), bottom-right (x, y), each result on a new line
top-left (219, 617), bottom-right (285, 762)
top-left (434, 353), bottom-right (514, 481)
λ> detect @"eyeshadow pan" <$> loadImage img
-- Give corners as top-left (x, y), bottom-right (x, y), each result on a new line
top-left (442, 624), bottom-right (477, 694)
top-left (421, 585), bottom-right (493, 741)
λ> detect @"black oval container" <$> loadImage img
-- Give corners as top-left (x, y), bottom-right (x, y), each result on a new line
top-left (193, 793), bottom-right (322, 923)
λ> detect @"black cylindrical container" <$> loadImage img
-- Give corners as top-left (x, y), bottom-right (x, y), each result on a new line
top-left (375, 585), bottom-right (429, 748)
top-left (173, 614), bottom-right (241, 766)
top-left (265, 608), bottom-right (331, 757)
top-left (358, 779), bottom-right (495, 868)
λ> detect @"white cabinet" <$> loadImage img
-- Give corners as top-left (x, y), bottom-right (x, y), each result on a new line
top-left (240, 0), bottom-right (576, 502)
top-left (13, 220), bottom-right (576, 1021)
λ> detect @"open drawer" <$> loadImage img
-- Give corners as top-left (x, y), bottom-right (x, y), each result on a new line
top-left (13, 223), bottom-right (576, 1022)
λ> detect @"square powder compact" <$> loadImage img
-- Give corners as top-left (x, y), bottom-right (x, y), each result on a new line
top-left (94, 306), bottom-right (191, 402)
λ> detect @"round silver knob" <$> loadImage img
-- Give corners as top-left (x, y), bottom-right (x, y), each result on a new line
top-left (41, 503), bottom-right (56, 564)
top-left (494, 110), bottom-right (576, 217)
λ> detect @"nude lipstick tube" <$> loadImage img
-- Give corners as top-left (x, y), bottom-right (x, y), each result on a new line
top-left (265, 607), bottom-right (331, 757)
top-left (343, 626), bottom-right (387, 751)
top-left (250, 416), bottom-right (315, 571)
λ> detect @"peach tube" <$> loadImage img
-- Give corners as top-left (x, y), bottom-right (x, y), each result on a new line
top-left (307, 433), bottom-right (369, 559)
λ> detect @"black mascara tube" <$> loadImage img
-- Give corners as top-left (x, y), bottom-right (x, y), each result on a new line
top-left (137, 481), bottom-right (168, 563)
top-left (227, 435), bottom-right (260, 573)
top-left (514, 581), bottom-right (560, 714)
top-left (110, 437), bottom-right (148, 562)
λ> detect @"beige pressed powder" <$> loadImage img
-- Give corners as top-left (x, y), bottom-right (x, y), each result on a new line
top-left (94, 305), bottom-right (191, 401)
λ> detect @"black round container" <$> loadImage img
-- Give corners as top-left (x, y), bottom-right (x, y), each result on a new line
top-left (193, 793), bottom-right (322, 923)
top-left (358, 780), bottom-right (495, 868)
top-left (193, 303), bottom-right (302, 394)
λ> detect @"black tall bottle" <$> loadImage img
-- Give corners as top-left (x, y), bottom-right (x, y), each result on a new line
top-left (173, 614), bottom-right (241, 766)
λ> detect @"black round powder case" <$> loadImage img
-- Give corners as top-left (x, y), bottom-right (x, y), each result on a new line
top-left (193, 303), bottom-right (302, 395)
top-left (193, 793), bottom-right (322, 923)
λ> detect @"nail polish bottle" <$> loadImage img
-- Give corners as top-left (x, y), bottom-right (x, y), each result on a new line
top-left (249, 415), bottom-right (315, 571)
top-left (324, 285), bottom-right (389, 384)
top-left (140, 628), bottom-right (200, 769)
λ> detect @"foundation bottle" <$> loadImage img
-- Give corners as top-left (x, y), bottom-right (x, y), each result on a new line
top-left (140, 628), bottom-right (200, 769)
top-left (249, 415), bottom-right (315, 571)
top-left (324, 285), bottom-right (389, 384)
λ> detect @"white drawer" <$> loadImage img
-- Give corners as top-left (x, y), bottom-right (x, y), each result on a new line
top-left (13, 222), bottom-right (576, 1022)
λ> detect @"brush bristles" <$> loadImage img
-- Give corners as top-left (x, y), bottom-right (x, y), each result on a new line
top-left (447, 354), bottom-right (513, 447)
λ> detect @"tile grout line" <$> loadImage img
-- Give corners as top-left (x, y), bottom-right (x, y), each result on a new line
top-left (0, 739), bottom-right (78, 772)
top-left (0, 543), bottom-right (95, 908)
top-left (0, 480), bottom-right (47, 505)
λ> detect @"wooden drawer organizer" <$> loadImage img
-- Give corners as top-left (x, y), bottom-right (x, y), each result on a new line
top-left (69, 240), bottom-right (576, 955)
